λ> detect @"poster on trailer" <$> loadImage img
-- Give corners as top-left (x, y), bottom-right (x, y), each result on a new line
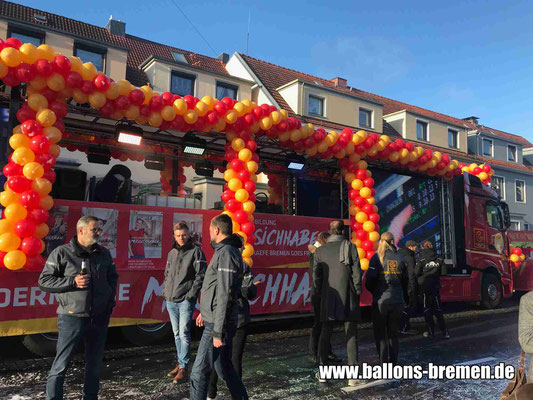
top-left (128, 210), bottom-right (163, 268)
top-left (173, 213), bottom-right (203, 247)
top-left (82, 207), bottom-right (118, 258)
top-left (43, 205), bottom-right (69, 258)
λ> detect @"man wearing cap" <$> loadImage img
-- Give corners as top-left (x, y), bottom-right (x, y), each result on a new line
top-left (399, 240), bottom-right (418, 334)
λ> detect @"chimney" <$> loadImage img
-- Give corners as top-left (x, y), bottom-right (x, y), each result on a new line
top-left (463, 116), bottom-right (479, 126)
top-left (218, 52), bottom-right (230, 64)
top-left (105, 15), bottom-right (126, 37)
top-left (330, 77), bottom-right (347, 89)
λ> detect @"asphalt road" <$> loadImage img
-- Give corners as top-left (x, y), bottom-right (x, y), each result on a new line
top-left (0, 301), bottom-right (524, 400)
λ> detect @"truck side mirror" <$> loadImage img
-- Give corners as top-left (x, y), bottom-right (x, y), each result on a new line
top-left (501, 202), bottom-right (511, 230)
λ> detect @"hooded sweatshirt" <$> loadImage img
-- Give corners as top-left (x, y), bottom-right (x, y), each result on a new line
top-left (365, 248), bottom-right (408, 306)
top-left (415, 248), bottom-right (445, 295)
top-left (199, 234), bottom-right (245, 339)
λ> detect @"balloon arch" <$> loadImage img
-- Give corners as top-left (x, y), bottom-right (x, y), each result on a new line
top-left (0, 39), bottom-right (494, 272)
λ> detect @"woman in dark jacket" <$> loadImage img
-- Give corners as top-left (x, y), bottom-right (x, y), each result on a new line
top-left (365, 232), bottom-right (408, 365)
top-left (207, 251), bottom-right (257, 400)
top-left (415, 240), bottom-right (449, 339)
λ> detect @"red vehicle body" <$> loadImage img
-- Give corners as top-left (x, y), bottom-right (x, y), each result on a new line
top-left (0, 171), bottom-right (530, 355)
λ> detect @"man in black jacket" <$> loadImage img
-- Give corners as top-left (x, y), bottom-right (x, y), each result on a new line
top-left (313, 220), bottom-right (362, 385)
top-left (398, 240), bottom-right (418, 334)
top-left (415, 240), bottom-right (450, 339)
top-left (189, 214), bottom-right (248, 400)
top-left (39, 215), bottom-right (118, 400)
top-left (163, 221), bottom-right (206, 383)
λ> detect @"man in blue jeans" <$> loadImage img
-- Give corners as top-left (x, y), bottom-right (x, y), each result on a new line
top-left (38, 215), bottom-right (118, 400)
top-left (163, 221), bottom-right (206, 384)
top-left (189, 214), bottom-right (248, 400)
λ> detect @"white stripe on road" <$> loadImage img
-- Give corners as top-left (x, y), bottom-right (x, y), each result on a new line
top-left (454, 357), bottom-right (497, 366)
top-left (341, 379), bottom-right (398, 393)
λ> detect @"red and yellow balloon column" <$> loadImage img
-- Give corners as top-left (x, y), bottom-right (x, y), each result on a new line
top-left (510, 247), bottom-right (526, 268)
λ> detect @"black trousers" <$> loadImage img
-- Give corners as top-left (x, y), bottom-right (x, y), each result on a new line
top-left (318, 321), bottom-right (358, 365)
top-left (308, 295), bottom-right (333, 357)
top-left (423, 293), bottom-right (447, 335)
top-left (372, 303), bottom-right (403, 365)
top-left (207, 325), bottom-right (248, 398)
top-left (400, 293), bottom-right (418, 332)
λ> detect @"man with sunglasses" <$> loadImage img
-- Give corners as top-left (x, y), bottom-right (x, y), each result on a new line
top-left (39, 215), bottom-right (119, 400)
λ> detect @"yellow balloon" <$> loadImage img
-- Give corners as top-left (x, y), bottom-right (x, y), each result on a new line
top-left (47, 73), bottom-right (66, 92)
top-left (223, 169), bottom-right (238, 182)
top-left (290, 130), bottom-right (301, 142)
top-left (117, 80), bottom-right (133, 96)
top-left (242, 244), bottom-right (254, 258)
top-left (173, 99), bottom-right (188, 115)
top-left (12, 147), bottom-right (35, 165)
top-left (238, 148), bottom-right (252, 162)
top-left (32, 178), bottom-right (52, 196)
top-left (232, 220), bottom-right (241, 233)
top-left (359, 187), bottom-right (371, 199)
top-left (72, 89), bottom-right (88, 104)
top-left (363, 221), bottom-right (376, 232)
top-left (0, 191), bottom-right (18, 208)
top-left (39, 196), bottom-right (54, 211)
top-left (360, 258), bottom-right (369, 271)
top-left (510, 254), bottom-right (520, 263)
top-left (246, 161), bottom-right (258, 174)
top-left (0, 232), bottom-right (21, 252)
top-left (271, 111), bottom-right (282, 125)
top-left (243, 257), bottom-right (253, 267)
top-left (235, 189), bottom-right (249, 203)
top-left (201, 96), bottom-right (215, 109)
top-left (105, 82), bottom-right (120, 100)
top-left (140, 85), bottom-right (154, 104)
top-left (344, 173), bottom-right (356, 184)
top-left (357, 248), bottom-right (366, 260)
top-left (351, 179), bottom-right (364, 190)
top-left (0, 62), bottom-right (7, 79)
top-left (88, 92), bottom-right (107, 109)
top-left (4, 250), bottom-right (26, 270)
top-left (5, 203), bottom-right (28, 222)
top-left (259, 117), bottom-right (272, 130)
top-left (195, 101), bottom-right (208, 117)
top-left (23, 162), bottom-right (44, 180)
top-left (369, 231), bottom-right (380, 242)
top-left (124, 105), bottom-right (140, 120)
top-left (37, 44), bottom-right (55, 61)
top-left (9, 134), bottom-right (30, 150)
top-left (242, 201), bottom-right (256, 214)
top-left (228, 178), bottom-right (243, 192)
top-left (161, 106), bottom-right (176, 122)
top-left (479, 172), bottom-right (488, 181)
top-left (233, 102), bottom-right (246, 117)
top-left (28, 94), bottom-right (48, 111)
top-left (1, 47), bottom-right (21, 67)
top-left (80, 62), bottom-right (97, 81)
top-left (184, 110), bottom-right (198, 125)
top-left (35, 223), bottom-right (50, 238)
top-left (36, 109), bottom-right (57, 127)
top-left (19, 43), bottom-right (38, 64)
top-left (356, 212), bottom-right (368, 224)
top-left (0, 219), bottom-right (14, 235)
top-left (232, 138), bottom-right (245, 151)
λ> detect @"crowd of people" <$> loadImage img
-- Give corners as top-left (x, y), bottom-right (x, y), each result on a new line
top-left (37, 214), bottom-right (450, 399)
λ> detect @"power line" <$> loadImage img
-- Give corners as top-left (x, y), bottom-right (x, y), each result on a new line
top-left (169, 0), bottom-right (218, 57)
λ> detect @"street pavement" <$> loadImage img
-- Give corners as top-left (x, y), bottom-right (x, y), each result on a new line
top-left (0, 304), bottom-right (523, 400)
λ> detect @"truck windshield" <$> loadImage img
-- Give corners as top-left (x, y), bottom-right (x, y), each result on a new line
top-left (486, 202), bottom-right (503, 230)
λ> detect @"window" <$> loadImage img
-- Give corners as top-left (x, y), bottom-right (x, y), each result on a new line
top-left (508, 145), bottom-right (517, 162)
top-left (74, 44), bottom-right (105, 72)
top-left (525, 223), bottom-right (530, 231)
top-left (216, 82), bottom-right (238, 100)
top-left (516, 180), bottom-right (526, 203)
top-left (8, 28), bottom-right (43, 47)
top-left (308, 95), bottom-right (324, 117)
top-left (486, 202), bottom-right (503, 230)
top-left (482, 138), bottom-right (493, 157)
top-left (171, 71), bottom-right (195, 96)
top-left (448, 129), bottom-right (459, 149)
top-left (416, 120), bottom-right (428, 141)
top-left (171, 51), bottom-right (188, 63)
top-left (359, 108), bottom-right (372, 128)
top-left (510, 220), bottom-right (521, 231)
top-left (492, 176), bottom-right (505, 200)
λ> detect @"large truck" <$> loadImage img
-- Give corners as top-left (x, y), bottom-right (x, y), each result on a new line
top-left (1, 162), bottom-right (531, 356)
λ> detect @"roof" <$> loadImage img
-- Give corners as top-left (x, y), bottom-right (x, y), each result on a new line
top-left (0, 1), bottom-right (229, 87)
top-left (463, 121), bottom-right (533, 148)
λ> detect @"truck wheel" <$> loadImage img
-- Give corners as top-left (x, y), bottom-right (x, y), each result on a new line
top-left (22, 333), bottom-right (58, 356)
top-left (481, 273), bottom-right (502, 309)
top-left (120, 322), bottom-right (171, 346)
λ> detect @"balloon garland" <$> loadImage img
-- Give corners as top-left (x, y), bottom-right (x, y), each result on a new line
top-left (0, 40), bottom-right (494, 271)
top-left (510, 247), bottom-right (527, 269)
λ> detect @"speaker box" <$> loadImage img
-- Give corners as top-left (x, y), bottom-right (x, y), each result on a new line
top-left (51, 168), bottom-right (87, 200)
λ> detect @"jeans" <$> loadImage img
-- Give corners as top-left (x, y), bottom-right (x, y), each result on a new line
top-left (46, 314), bottom-right (109, 400)
top-left (318, 321), bottom-right (359, 366)
top-left (190, 321), bottom-right (248, 400)
top-left (372, 303), bottom-right (403, 365)
top-left (166, 300), bottom-right (195, 369)
top-left (207, 325), bottom-right (248, 398)
top-left (423, 293), bottom-right (447, 335)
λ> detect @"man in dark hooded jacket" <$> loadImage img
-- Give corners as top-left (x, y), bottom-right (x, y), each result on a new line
top-left (189, 214), bottom-right (248, 400)
top-left (398, 240), bottom-right (418, 334)
top-left (313, 220), bottom-right (362, 385)
top-left (415, 240), bottom-right (449, 339)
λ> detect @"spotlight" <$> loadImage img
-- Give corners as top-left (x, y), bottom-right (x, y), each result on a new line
top-left (182, 132), bottom-right (206, 155)
top-left (286, 154), bottom-right (306, 171)
top-left (116, 123), bottom-right (143, 146)
top-left (194, 160), bottom-right (214, 177)
top-left (144, 154), bottom-right (165, 171)
top-left (87, 147), bottom-right (111, 165)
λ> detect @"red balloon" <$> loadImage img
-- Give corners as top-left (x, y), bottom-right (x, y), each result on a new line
top-left (214, 101), bottom-right (227, 116)
top-left (183, 95), bottom-right (196, 109)
top-left (238, 170), bottom-right (250, 182)
top-left (240, 222), bottom-right (255, 236)
top-left (244, 181), bottom-right (256, 193)
top-left (129, 89), bottom-right (145, 105)
top-left (35, 153), bottom-right (56, 170)
top-left (161, 92), bottom-right (173, 106)
top-left (368, 213), bottom-right (380, 223)
top-left (362, 204), bottom-right (373, 214)
top-left (235, 210), bottom-right (249, 224)
top-left (21, 119), bottom-right (43, 137)
top-left (66, 71), bottom-right (83, 88)
top-left (42, 169), bottom-right (56, 183)
top-left (14, 218), bottom-right (37, 237)
top-left (356, 169), bottom-right (367, 180)
top-left (16, 63), bottom-right (34, 82)
top-left (30, 135), bottom-right (51, 154)
top-left (362, 240), bottom-right (374, 251)
top-left (512, 248), bottom-right (523, 256)
top-left (514, 261), bottom-right (522, 268)
top-left (226, 199), bottom-right (242, 213)
top-left (354, 196), bottom-right (366, 208)
top-left (34, 59), bottom-right (53, 77)
top-left (149, 95), bottom-right (164, 111)
top-left (53, 119), bottom-right (65, 133)
top-left (52, 55), bottom-right (71, 76)
top-left (49, 101), bottom-right (68, 119)
top-left (25, 255), bottom-right (45, 271)
top-left (30, 208), bottom-right (49, 224)
top-left (247, 234), bottom-right (256, 245)
top-left (93, 74), bottom-right (111, 91)
top-left (5, 37), bottom-right (22, 49)
top-left (99, 100), bottom-right (115, 117)
top-left (19, 190), bottom-right (41, 209)
top-left (21, 237), bottom-right (43, 257)
top-left (0, 251), bottom-right (5, 268)
top-left (246, 140), bottom-right (258, 152)
top-left (248, 193), bottom-right (256, 203)
top-left (80, 80), bottom-right (95, 95)
top-left (221, 190), bottom-right (235, 203)
top-left (3, 162), bottom-right (22, 177)
top-left (356, 229), bottom-right (368, 241)
top-left (473, 167), bottom-right (482, 175)
top-left (363, 177), bottom-right (374, 188)
top-left (229, 159), bottom-right (244, 171)
top-left (8, 176), bottom-right (32, 193)
top-left (171, 116), bottom-right (185, 131)
top-left (482, 164), bottom-right (491, 173)
top-left (207, 110), bottom-right (219, 125)
top-left (17, 107), bottom-right (36, 123)
top-left (2, 69), bottom-right (20, 87)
